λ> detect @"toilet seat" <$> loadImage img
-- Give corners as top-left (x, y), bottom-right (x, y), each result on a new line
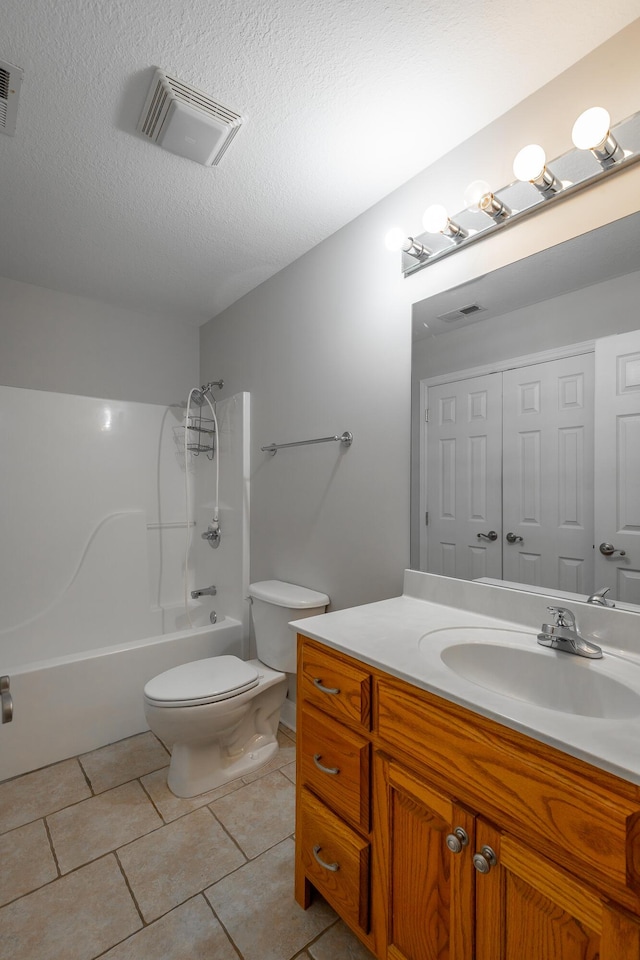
top-left (144, 655), bottom-right (260, 708)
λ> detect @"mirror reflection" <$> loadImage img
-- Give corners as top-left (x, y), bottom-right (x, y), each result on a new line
top-left (411, 211), bottom-right (640, 610)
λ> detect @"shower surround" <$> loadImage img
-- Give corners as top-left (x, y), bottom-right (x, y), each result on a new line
top-left (0, 387), bottom-right (250, 780)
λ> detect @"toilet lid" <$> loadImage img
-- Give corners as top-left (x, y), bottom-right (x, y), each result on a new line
top-left (144, 656), bottom-right (260, 707)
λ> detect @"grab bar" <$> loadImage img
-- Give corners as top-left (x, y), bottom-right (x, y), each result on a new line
top-left (261, 431), bottom-right (353, 456)
top-left (146, 521), bottom-right (196, 530)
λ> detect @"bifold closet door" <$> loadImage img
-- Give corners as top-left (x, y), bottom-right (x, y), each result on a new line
top-left (426, 374), bottom-right (502, 581)
top-left (501, 354), bottom-right (594, 595)
top-left (594, 330), bottom-right (640, 604)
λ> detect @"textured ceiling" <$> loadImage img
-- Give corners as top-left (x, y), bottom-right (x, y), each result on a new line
top-left (1, 1), bottom-right (639, 326)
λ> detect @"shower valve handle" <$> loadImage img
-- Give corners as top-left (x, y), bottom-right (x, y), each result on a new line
top-left (201, 523), bottom-right (221, 548)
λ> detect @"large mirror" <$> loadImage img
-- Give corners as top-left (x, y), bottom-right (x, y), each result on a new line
top-left (410, 211), bottom-right (640, 610)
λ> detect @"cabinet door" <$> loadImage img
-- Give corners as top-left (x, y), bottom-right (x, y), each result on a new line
top-left (373, 753), bottom-right (474, 960)
top-left (474, 819), bottom-right (640, 960)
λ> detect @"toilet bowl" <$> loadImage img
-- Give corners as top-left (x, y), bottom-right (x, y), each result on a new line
top-left (143, 580), bottom-right (329, 797)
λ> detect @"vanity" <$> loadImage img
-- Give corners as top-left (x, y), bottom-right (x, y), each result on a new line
top-left (292, 571), bottom-right (640, 960)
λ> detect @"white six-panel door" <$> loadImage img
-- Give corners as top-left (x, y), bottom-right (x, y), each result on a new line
top-left (594, 330), bottom-right (640, 603)
top-left (426, 374), bottom-right (503, 581)
top-left (424, 353), bottom-right (595, 591)
top-left (502, 354), bottom-right (594, 593)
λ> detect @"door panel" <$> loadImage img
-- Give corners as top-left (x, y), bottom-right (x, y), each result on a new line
top-left (502, 355), bottom-right (594, 592)
top-left (594, 330), bottom-right (640, 603)
top-left (426, 374), bottom-right (502, 581)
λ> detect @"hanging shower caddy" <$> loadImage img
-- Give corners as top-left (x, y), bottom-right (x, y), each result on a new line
top-left (185, 410), bottom-right (216, 458)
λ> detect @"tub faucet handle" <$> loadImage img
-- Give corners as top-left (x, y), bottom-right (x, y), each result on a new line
top-left (1, 676), bottom-right (13, 724)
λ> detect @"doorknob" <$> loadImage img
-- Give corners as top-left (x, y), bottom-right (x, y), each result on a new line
top-left (477, 531), bottom-right (498, 541)
top-left (599, 542), bottom-right (626, 557)
top-left (505, 532), bottom-right (524, 543)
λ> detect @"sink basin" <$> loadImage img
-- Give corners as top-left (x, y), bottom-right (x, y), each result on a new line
top-left (420, 627), bottom-right (640, 719)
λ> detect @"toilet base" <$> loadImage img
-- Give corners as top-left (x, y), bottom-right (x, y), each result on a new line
top-left (168, 732), bottom-right (280, 797)
top-left (144, 661), bottom-right (288, 799)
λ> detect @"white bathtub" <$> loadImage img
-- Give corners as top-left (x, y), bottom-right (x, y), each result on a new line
top-left (1, 616), bottom-right (245, 782)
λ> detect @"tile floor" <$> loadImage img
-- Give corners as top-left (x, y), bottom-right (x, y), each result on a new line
top-left (0, 726), bottom-right (375, 960)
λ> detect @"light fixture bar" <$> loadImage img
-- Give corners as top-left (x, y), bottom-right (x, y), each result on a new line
top-left (398, 106), bottom-right (640, 278)
top-left (403, 238), bottom-right (431, 260)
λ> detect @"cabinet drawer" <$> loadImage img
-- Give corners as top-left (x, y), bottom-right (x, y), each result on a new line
top-left (376, 676), bottom-right (640, 901)
top-left (299, 787), bottom-right (370, 932)
top-left (300, 704), bottom-right (370, 832)
top-left (299, 638), bottom-right (371, 731)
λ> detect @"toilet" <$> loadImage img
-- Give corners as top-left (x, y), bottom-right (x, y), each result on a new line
top-left (143, 580), bottom-right (329, 797)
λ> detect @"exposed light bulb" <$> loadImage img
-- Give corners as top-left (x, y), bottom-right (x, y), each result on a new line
top-left (571, 107), bottom-right (611, 150)
top-left (464, 179), bottom-right (512, 223)
top-left (422, 204), bottom-right (450, 234)
top-left (513, 143), bottom-right (562, 198)
top-left (384, 227), bottom-right (431, 261)
top-left (422, 204), bottom-right (469, 242)
top-left (384, 227), bottom-right (408, 252)
top-left (571, 106), bottom-right (624, 168)
top-left (464, 180), bottom-right (492, 210)
top-left (513, 144), bottom-right (546, 183)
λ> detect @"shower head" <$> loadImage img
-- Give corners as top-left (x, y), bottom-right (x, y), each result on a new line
top-left (190, 380), bottom-right (224, 406)
top-left (190, 388), bottom-right (207, 407)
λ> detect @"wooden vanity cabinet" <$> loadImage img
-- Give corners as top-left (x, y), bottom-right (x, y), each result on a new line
top-left (295, 637), bottom-right (376, 952)
top-left (295, 635), bottom-right (640, 960)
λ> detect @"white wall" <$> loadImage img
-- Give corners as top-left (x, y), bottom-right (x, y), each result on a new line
top-left (0, 276), bottom-right (199, 404)
top-left (412, 269), bottom-right (640, 381)
top-left (200, 20), bottom-right (640, 612)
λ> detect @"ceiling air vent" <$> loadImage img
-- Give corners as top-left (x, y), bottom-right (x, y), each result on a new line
top-left (437, 303), bottom-right (486, 323)
top-left (0, 60), bottom-right (23, 137)
top-left (137, 69), bottom-right (244, 166)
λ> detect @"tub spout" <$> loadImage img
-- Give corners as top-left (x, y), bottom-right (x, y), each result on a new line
top-left (191, 586), bottom-right (217, 599)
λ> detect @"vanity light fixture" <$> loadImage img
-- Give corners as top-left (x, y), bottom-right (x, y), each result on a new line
top-left (422, 204), bottom-right (469, 241)
top-left (464, 179), bottom-right (512, 222)
top-left (389, 105), bottom-right (640, 278)
top-left (513, 144), bottom-right (562, 198)
top-left (384, 227), bottom-right (432, 260)
top-left (571, 107), bottom-right (625, 169)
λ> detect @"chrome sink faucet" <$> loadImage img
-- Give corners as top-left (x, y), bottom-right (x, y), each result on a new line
top-left (587, 586), bottom-right (615, 607)
top-left (537, 606), bottom-right (602, 659)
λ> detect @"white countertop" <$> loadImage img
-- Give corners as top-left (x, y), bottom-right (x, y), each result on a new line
top-left (290, 571), bottom-right (640, 786)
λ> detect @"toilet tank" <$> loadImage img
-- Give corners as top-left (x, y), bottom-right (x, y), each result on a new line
top-left (248, 580), bottom-right (329, 673)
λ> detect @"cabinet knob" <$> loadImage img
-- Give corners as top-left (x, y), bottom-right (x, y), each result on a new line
top-left (312, 678), bottom-right (341, 695)
top-left (312, 845), bottom-right (340, 872)
top-left (445, 827), bottom-right (469, 854)
top-left (473, 845), bottom-right (498, 874)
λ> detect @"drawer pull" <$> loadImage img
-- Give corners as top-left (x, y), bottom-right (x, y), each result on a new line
top-left (473, 845), bottom-right (498, 874)
top-left (313, 753), bottom-right (340, 776)
top-left (312, 678), bottom-right (341, 695)
top-left (313, 844), bottom-right (340, 872)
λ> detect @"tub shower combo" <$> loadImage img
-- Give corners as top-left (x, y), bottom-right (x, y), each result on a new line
top-left (0, 381), bottom-right (250, 781)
